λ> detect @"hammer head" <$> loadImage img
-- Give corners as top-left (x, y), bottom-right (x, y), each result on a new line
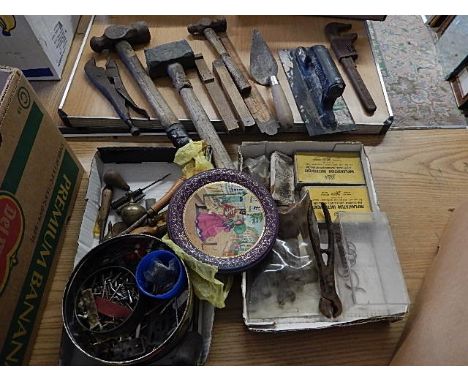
top-left (145, 39), bottom-right (195, 78)
top-left (187, 17), bottom-right (227, 35)
top-left (90, 21), bottom-right (151, 53)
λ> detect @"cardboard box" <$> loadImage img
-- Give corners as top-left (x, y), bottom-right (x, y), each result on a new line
top-left (0, 66), bottom-right (83, 364)
top-left (61, 147), bottom-right (214, 365)
top-left (58, 16), bottom-right (393, 136)
top-left (239, 141), bottom-right (409, 331)
top-left (0, 16), bottom-right (79, 80)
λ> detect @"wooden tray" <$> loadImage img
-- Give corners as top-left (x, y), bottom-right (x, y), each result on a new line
top-left (59, 15), bottom-right (392, 136)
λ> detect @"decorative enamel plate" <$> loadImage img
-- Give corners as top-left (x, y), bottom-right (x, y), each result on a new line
top-left (168, 169), bottom-right (279, 273)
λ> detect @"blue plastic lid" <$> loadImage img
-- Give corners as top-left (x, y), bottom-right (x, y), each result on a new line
top-left (135, 249), bottom-right (187, 300)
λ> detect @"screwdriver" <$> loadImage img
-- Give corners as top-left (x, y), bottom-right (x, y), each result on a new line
top-left (111, 173), bottom-right (171, 210)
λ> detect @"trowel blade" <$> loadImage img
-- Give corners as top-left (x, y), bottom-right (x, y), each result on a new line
top-left (250, 29), bottom-right (278, 86)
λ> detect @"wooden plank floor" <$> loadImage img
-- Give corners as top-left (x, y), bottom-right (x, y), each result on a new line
top-left (28, 16), bottom-right (468, 365)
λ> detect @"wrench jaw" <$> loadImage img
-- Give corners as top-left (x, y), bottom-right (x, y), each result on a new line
top-left (326, 22), bottom-right (359, 61)
top-left (325, 22), bottom-right (352, 37)
top-left (319, 296), bottom-right (343, 319)
top-left (318, 266), bottom-right (343, 319)
top-left (325, 22), bottom-right (377, 115)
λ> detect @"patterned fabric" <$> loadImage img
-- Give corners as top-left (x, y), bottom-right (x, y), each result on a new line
top-left (368, 15), bottom-right (467, 128)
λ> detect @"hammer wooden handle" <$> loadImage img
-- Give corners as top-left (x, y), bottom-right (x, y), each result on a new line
top-left (179, 86), bottom-right (235, 169)
top-left (115, 40), bottom-right (191, 147)
top-left (166, 62), bottom-right (235, 169)
top-left (203, 28), bottom-right (251, 96)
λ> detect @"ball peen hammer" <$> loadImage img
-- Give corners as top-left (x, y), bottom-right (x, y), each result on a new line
top-left (145, 40), bottom-right (234, 169)
top-left (90, 22), bottom-right (191, 147)
top-left (187, 17), bottom-right (252, 96)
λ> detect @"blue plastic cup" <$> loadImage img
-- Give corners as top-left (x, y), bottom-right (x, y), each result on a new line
top-left (135, 249), bottom-right (187, 299)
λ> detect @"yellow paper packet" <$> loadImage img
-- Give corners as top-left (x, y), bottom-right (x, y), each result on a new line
top-left (162, 234), bottom-right (232, 309)
top-left (174, 140), bottom-right (214, 178)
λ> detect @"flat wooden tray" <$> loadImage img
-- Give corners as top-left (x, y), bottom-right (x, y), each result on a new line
top-left (59, 15), bottom-right (392, 136)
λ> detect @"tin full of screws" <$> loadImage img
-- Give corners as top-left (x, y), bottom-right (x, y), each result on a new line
top-left (62, 234), bottom-right (193, 365)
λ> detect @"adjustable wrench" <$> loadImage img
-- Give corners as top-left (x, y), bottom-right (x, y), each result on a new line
top-left (325, 22), bottom-right (377, 115)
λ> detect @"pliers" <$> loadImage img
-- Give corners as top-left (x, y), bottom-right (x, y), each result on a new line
top-left (307, 201), bottom-right (343, 318)
top-left (84, 57), bottom-right (150, 136)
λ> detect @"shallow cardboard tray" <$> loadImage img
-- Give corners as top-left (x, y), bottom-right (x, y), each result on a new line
top-left (60, 146), bottom-right (215, 365)
top-left (239, 141), bottom-right (409, 331)
top-left (58, 15), bottom-right (392, 136)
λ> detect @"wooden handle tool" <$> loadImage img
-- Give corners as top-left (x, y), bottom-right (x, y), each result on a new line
top-left (120, 178), bottom-right (185, 235)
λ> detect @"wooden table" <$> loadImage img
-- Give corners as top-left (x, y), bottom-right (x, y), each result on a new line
top-left (28, 17), bottom-right (468, 365)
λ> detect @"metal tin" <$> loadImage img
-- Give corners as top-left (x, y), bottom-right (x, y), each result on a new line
top-left (74, 266), bottom-right (140, 335)
top-left (168, 169), bottom-right (279, 273)
top-left (62, 234), bottom-right (193, 365)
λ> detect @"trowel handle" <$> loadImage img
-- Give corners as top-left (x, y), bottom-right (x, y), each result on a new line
top-left (270, 76), bottom-right (294, 128)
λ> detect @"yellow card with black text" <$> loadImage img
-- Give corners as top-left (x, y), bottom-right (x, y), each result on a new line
top-left (307, 186), bottom-right (372, 222)
top-left (295, 152), bottom-right (365, 185)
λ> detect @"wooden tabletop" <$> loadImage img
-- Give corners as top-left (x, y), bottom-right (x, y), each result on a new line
top-left (58, 16), bottom-right (389, 131)
top-left (28, 17), bottom-right (468, 365)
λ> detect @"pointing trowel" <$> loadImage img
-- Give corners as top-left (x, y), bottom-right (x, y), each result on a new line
top-left (250, 29), bottom-right (294, 129)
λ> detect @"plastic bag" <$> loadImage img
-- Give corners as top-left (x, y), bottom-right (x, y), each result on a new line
top-left (247, 191), bottom-right (320, 318)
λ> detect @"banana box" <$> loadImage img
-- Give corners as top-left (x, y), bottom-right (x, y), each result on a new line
top-left (0, 66), bottom-right (83, 364)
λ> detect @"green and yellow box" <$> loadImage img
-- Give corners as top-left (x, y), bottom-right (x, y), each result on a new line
top-left (0, 66), bottom-right (83, 365)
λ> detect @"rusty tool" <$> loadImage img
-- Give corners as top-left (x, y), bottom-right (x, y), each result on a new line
top-left (250, 29), bottom-right (294, 129)
top-left (187, 17), bottom-right (251, 96)
top-left (84, 57), bottom-right (149, 136)
top-left (111, 173), bottom-right (170, 210)
top-left (325, 22), bottom-right (377, 115)
top-left (121, 178), bottom-right (186, 235)
top-left (220, 35), bottom-right (280, 136)
top-left (307, 201), bottom-right (342, 318)
top-left (212, 58), bottom-right (255, 130)
top-left (90, 21), bottom-right (190, 147)
top-left (194, 53), bottom-right (240, 133)
top-left (145, 39), bottom-right (234, 169)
